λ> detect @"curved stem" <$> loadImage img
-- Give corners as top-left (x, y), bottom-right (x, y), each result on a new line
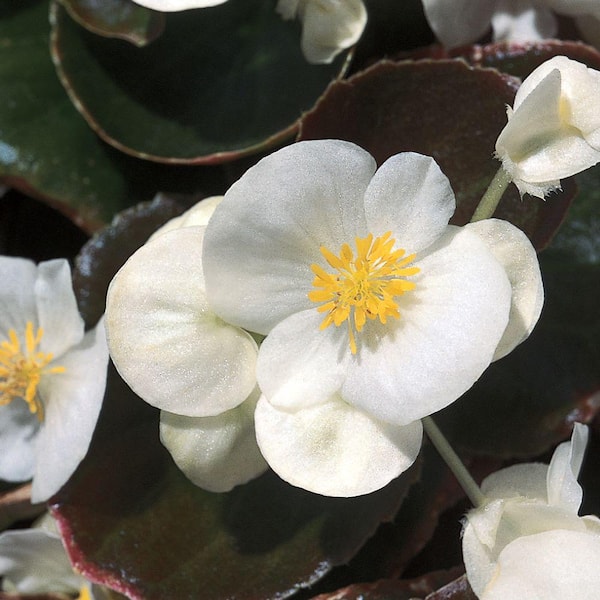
top-left (470, 166), bottom-right (512, 222)
top-left (422, 416), bottom-right (486, 508)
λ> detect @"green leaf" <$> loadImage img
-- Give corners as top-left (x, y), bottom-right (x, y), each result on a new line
top-left (52, 199), bottom-right (420, 600)
top-left (0, 1), bottom-right (228, 231)
top-left (51, 0), bottom-right (347, 163)
top-left (298, 59), bottom-right (573, 251)
top-left (59, 0), bottom-right (165, 47)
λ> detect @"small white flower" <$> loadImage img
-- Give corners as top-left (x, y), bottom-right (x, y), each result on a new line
top-left (129, 0), bottom-right (227, 11)
top-left (276, 0), bottom-right (367, 63)
top-left (202, 139), bottom-right (543, 496)
top-left (0, 257), bottom-right (108, 503)
top-left (0, 514), bottom-right (105, 599)
top-left (495, 56), bottom-right (600, 198)
top-left (105, 200), bottom-right (267, 492)
top-left (422, 0), bottom-right (600, 49)
top-left (129, 0), bottom-right (366, 64)
top-left (462, 423), bottom-right (600, 600)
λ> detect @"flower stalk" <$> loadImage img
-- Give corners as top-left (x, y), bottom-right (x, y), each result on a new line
top-left (422, 416), bottom-right (486, 507)
top-left (470, 166), bottom-right (512, 222)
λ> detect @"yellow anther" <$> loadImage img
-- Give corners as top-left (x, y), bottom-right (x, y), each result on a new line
top-left (308, 232), bottom-right (419, 354)
top-left (76, 586), bottom-right (92, 600)
top-left (0, 321), bottom-right (66, 421)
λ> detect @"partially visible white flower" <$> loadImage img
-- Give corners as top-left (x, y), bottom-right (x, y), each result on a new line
top-left (160, 386), bottom-right (266, 492)
top-left (495, 55), bottom-right (600, 198)
top-left (422, 0), bottom-right (600, 49)
top-left (202, 140), bottom-right (543, 496)
top-left (105, 200), bottom-right (267, 492)
top-left (129, 0), bottom-right (227, 11)
top-left (0, 513), bottom-right (107, 599)
top-left (277, 0), bottom-right (367, 63)
top-left (463, 423), bottom-right (600, 599)
top-left (0, 257), bottom-right (108, 503)
top-left (148, 195), bottom-right (224, 241)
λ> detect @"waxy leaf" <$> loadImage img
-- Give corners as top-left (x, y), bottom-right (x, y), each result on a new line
top-left (310, 569), bottom-right (471, 600)
top-left (299, 59), bottom-right (573, 250)
top-left (456, 39), bottom-right (600, 79)
top-left (51, 0), bottom-right (347, 164)
top-left (52, 200), bottom-right (420, 600)
top-left (59, 0), bottom-right (165, 47)
top-left (0, 2), bottom-right (229, 231)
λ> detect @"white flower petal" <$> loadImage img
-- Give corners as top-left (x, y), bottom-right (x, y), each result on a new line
top-left (35, 260), bottom-right (85, 358)
top-left (0, 529), bottom-right (84, 595)
top-left (496, 68), bottom-right (564, 182)
top-left (256, 309), bottom-right (349, 411)
top-left (33, 319), bottom-right (109, 503)
top-left (507, 133), bottom-right (600, 189)
top-left (148, 195), bottom-right (223, 242)
top-left (465, 219), bottom-right (543, 360)
top-left (491, 2), bottom-right (557, 42)
top-left (515, 56), bottom-right (600, 145)
top-left (0, 400), bottom-right (40, 482)
top-left (298, 0), bottom-right (367, 64)
top-left (343, 226), bottom-right (511, 425)
top-left (203, 140), bottom-right (375, 333)
top-left (159, 387), bottom-right (267, 493)
top-left (0, 256), bottom-right (37, 336)
top-left (255, 394), bottom-right (422, 497)
top-left (363, 152), bottom-right (456, 254)
top-left (106, 227), bottom-right (257, 416)
top-left (466, 498), bottom-right (506, 551)
top-left (481, 462), bottom-right (549, 501)
top-left (498, 57), bottom-right (600, 196)
top-left (462, 501), bottom-right (504, 597)
top-left (421, 0), bottom-right (495, 48)
top-left (546, 422), bottom-right (588, 513)
top-left (482, 530), bottom-right (600, 599)
top-left (129, 0), bottom-right (227, 10)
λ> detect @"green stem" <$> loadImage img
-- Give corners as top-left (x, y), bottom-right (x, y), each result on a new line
top-left (422, 416), bottom-right (486, 508)
top-left (470, 166), bottom-right (512, 222)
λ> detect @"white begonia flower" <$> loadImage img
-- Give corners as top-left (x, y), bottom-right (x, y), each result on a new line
top-left (0, 513), bottom-right (106, 599)
top-left (106, 200), bottom-right (267, 492)
top-left (495, 56), bottom-right (600, 198)
top-left (129, 0), bottom-right (366, 64)
top-left (422, 0), bottom-right (600, 49)
top-left (0, 257), bottom-right (108, 503)
top-left (202, 139), bottom-right (543, 496)
top-left (277, 0), bottom-right (367, 64)
top-left (129, 0), bottom-right (227, 11)
top-left (462, 423), bottom-right (600, 600)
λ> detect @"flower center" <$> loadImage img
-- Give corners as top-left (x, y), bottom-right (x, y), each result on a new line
top-left (308, 231), bottom-right (420, 354)
top-left (0, 321), bottom-right (66, 421)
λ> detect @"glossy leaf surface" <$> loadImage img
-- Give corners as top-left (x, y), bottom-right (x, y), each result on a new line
top-left (59, 0), bottom-right (165, 46)
top-left (51, 0), bottom-right (347, 163)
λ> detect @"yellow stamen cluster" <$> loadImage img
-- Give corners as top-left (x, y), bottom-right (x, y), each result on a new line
top-left (308, 231), bottom-right (420, 354)
top-left (77, 586), bottom-right (92, 600)
top-left (0, 321), bottom-right (66, 421)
